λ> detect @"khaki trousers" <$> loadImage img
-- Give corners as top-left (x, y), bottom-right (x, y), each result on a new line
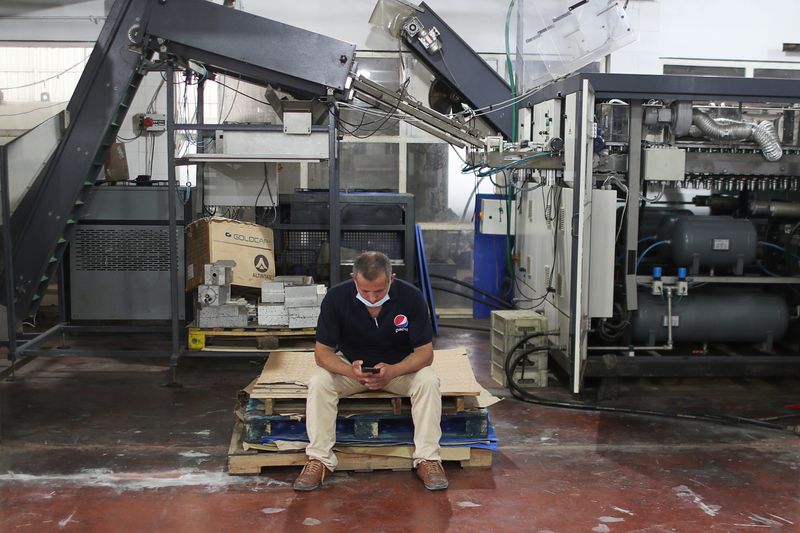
top-left (305, 364), bottom-right (442, 470)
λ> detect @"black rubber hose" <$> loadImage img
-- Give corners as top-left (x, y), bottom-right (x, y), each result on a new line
top-left (503, 344), bottom-right (798, 435)
top-left (437, 323), bottom-right (491, 333)
top-left (429, 273), bottom-right (514, 310)
top-left (431, 284), bottom-right (514, 309)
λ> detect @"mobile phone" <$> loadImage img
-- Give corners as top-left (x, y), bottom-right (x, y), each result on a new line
top-left (361, 366), bottom-right (380, 374)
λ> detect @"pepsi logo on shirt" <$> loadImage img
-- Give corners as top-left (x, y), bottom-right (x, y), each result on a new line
top-left (394, 314), bottom-right (409, 333)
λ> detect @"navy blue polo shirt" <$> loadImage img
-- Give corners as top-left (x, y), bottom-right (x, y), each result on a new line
top-left (315, 279), bottom-right (433, 367)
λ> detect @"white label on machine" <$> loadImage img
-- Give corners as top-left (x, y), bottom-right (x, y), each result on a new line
top-left (712, 239), bottom-right (730, 251)
top-left (662, 315), bottom-right (680, 327)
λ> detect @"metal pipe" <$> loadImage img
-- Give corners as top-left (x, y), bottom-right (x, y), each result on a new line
top-left (0, 145), bottom-right (17, 362)
top-left (588, 345), bottom-right (674, 351)
top-left (328, 103), bottom-right (340, 284)
top-left (665, 287), bottom-right (674, 349)
top-left (166, 63), bottom-right (181, 363)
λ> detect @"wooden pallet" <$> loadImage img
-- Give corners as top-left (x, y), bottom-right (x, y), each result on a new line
top-left (252, 393), bottom-right (475, 416)
top-left (243, 404), bottom-right (489, 442)
top-left (188, 326), bottom-right (315, 351)
top-left (228, 421), bottom-right (492, 474)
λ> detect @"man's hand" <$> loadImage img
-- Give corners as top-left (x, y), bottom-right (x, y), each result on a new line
top-left (362, 362), bottom-right (395, 390)
top-left (351, 360), bottom-right (395, 389)
top-left (351, 360), bottom-right (376, 385)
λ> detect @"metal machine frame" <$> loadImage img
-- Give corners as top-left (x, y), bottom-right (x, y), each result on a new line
top-left (515, 73), bottom-right (800, 393)
top-left (0, 0), bottom-right (489, 366)
top-left (0, 0), bottom-right (357, 367)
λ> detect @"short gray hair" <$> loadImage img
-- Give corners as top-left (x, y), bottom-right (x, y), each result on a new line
top-left (353, 251), bottom-right (392, 281)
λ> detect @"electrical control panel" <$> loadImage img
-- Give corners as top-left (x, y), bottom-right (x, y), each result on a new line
top-left (479, 198), bottom-right (516, 235)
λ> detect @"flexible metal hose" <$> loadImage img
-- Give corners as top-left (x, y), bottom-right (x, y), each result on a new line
top-left (752, 120), bottom-right (783, 161)
top-left (692, 110), bottom-right (753, 140)
top-left (691, 109), bottom-right (783, 161)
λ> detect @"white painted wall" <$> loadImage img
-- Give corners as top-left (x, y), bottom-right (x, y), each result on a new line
top-left (3, 0), bottom-right (800, 182)
top-left (613, 0), bottom-right (800, 74)
top-left (3, 1), bottom-right (799, 71)
top-left (0, 0), bottom-right (106, 42)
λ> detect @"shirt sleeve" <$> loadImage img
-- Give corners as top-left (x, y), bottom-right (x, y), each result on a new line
top-left (314, 291), bottom-right (340, 349)
top-left (408, 288), bottom-right (433, 348)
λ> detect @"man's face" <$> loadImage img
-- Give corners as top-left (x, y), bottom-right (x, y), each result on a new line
top-left (352, 272), bottom-right (394, 305)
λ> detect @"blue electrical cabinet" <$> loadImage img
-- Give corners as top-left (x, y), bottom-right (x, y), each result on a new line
top-left (473, 193), bottom-right (514, 318)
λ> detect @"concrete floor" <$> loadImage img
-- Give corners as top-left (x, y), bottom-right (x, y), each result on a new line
top-left (1, 325), bottom-right (799, 532)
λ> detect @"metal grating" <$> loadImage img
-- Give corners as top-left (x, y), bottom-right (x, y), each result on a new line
top-left (281, 230), bottom-right (328, 266)
top-left (342, 231), bottom-right (401, 259)
top-left (74, 227), bottom-right (177, 272)
top-left (281, 230), bottom-right (402, 269)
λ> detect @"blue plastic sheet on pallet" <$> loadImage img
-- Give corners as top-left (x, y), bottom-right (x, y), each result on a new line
top-left (251, 423), bottom-right (499, 452)
top-left (243, 399), bottom-right (498, 451)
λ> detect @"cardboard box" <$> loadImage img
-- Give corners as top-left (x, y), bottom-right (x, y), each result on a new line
top-left (185, 217), bottom-right (275, 291)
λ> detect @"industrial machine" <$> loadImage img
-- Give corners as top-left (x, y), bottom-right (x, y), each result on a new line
top-left (0, 0), bottom-right (492, 362)
top-left (4, 0), bottom-right (796, 391)
top-left (508, 74), bottom-right (800, 393)
top-left (69, 184), bottom-right (190, 321)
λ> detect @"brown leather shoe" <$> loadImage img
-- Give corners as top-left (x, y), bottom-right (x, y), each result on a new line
top-left (293, 459), bottom-right (332, 491)
top-left (416, 460), bottom-right (448, 490)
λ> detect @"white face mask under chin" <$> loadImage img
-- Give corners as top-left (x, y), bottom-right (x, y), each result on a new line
top-left (355, 285), bottom-right (391, 308)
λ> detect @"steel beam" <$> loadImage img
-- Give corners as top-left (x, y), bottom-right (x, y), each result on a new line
top-left (405, 2), bottom-right (513, 139)
top-left (144, 0), bottom-right (356, 98)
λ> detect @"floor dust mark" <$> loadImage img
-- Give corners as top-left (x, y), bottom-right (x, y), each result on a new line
top-left (599, 516), bottom-right (625, 523)
top-left (0, 469), bottom-right (283, 492)
top-left (58, 511), bottom-right (76, 528)
top-left (612, 507), bottom-right (634, 516)
top-left (179, 451), bottom-right (210, 458)
top-left (457, 501), bottom-right (481, 508)
top-left (193, 430), bottom-right (212, 437)
top-left (768, 513), bottom-right (794, 525)
top-left (673, 485), bottom-right (721, 517)
top-left (591, 524), bottom-right (610, 533)
top-left (261, 508), bottom-right (286, 514)
top-left (734, 514), bottom-right (785, 528)
top-left (303, 517), bottom-right (321, 526)
top-left (688, 478), bottom-right (710, 489)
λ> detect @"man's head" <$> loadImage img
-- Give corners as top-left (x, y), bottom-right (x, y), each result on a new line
top-left (351, 251), bottom-right (395, 305)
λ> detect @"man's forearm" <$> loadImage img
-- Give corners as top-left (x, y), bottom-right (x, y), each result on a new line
top-left (388, 343), bottom-right (434, 378)
top-left (314, 342), bottom-right (355, 378)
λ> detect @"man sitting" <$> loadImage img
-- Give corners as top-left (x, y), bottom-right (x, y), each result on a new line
top-left (293, 251), bottom-right (447, 491)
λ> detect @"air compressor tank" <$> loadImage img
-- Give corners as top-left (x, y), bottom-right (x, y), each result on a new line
top-left (639, 208), bottom-right (693, 240)
top-left (658, 216), bottom-right (757, 274)
top-left (632, 291), bottom-right (789, 345)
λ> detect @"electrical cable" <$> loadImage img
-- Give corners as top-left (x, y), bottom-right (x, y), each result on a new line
top-left (0, 101), bottom-right (66, 117)
top-left (759, 240), bottom-right (800, 261)
top-left (343, 78), bottom-right (411, 139)
top-left (460, 174), bottom-right (487, 222)
top-left (430, 284), bottom-right (513, 309)
top-left (436, 322), bottom-right (491, 333)
top-left (635, 240), bottom-right (669, 272)
top-left (429, 273), bottom-right (513, 309)
top-left (503, 342), bottom-right (799, 435)
top-left (0, 58), bottom-right (87, 91)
